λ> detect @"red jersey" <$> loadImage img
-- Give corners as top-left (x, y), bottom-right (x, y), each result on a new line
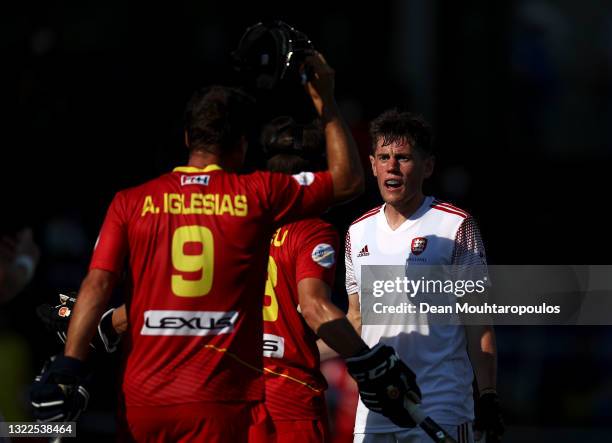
top-left (263, 218), bottom-right (339, 420)
top-left (89, 165), bottom-right (333, 407)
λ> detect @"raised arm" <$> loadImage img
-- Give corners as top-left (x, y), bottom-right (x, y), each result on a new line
top-left (303, 52), bottom-right (364, 203)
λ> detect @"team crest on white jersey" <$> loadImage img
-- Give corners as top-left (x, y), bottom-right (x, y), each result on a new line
top-left (181, 174), bottom-right (210, 186)
top-left (311, 243), bottom-right (335, 268)
top-left (411, 237), bottom-right (428, 255)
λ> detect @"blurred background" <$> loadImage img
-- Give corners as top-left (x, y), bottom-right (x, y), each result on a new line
top-left (1, 1), bottom-right (611, 441)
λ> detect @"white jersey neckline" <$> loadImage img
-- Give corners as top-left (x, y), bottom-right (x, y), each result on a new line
top-left (378, 196), bottom-right (434, 233)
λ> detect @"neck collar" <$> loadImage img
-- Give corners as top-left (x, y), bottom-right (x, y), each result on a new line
top-left (173, 164), bottom-right (223, 173)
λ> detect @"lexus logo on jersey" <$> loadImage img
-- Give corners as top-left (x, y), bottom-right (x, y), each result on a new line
top-left (411, 237), bottom-right (427, 255)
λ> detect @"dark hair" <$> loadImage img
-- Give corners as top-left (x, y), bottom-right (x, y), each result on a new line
top-left (369, 109), bottom-right (434, 157)
top-left (183, 85), bottom-right (255, 154)
top-left (261, 116), bottom-right (326, 174)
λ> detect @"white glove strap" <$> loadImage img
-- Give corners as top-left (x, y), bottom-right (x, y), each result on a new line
top-left (98, 308), bottom-right (118, 353)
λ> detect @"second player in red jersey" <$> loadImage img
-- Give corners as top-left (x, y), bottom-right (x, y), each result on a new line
top-left (257, 116), bottom-right (342, 442)
top-left (264, 218), bottom-right (338, 425)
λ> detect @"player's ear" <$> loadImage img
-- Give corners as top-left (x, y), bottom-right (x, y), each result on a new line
top-left (184, 130), bottom-right (190, 148)
top-left (369, 154), bottom-right (377, 177)
top-left (423, 155), bottom-right (435, 179)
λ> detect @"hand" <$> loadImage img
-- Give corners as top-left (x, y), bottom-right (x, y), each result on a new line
top-left (30, 355), bottom-right (90, 422)
top-left (37, 293), bottom-right (75, 343)
top-left (345, 343), bottom-right (422, 427)
top-left (302, 52), bottom-right (336, 118)
top-left (37, 293), bottom-right (120, 352)
top-left (474, 391), bottom-right (504, 442)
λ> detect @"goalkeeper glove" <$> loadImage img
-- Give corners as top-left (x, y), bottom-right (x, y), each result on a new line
top-left (345, 343), bottom-right (422, 428)
top-left (30, 355), bottom-right (90, 422)
top-left (36, 292), bottom-right (120, 353)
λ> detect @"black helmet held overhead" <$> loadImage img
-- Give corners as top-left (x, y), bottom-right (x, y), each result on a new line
top-left (232, 21), bottom-right (315, 90)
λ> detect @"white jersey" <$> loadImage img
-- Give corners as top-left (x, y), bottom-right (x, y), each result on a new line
top-left (346, 196), bottom-right (487, 433)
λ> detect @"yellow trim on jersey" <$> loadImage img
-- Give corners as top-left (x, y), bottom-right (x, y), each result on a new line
top-left (173, 164), bottom-right (223, 173)
top-left (202, 344), bottom-right (324, 393)
top-left (263, 367), bottom-right (324, 394)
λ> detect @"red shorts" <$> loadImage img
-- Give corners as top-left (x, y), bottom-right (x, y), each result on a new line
top-left (249, 418), bottom-right (330, 443)
top-left (120, 401), bottom-right (271, 443)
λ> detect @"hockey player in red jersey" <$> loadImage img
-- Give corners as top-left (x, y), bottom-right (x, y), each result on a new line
top-left (258, 116), bottom-right (356, 442)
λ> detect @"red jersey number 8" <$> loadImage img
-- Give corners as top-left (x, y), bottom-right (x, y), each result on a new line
top-left (263, 256), bottom-right (279, 322)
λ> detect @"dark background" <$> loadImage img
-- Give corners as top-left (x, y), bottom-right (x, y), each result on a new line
top-left (1, 1), bottom-right (611, 441)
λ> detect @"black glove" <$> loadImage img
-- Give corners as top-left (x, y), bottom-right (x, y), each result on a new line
top-left (30, 355), bottom-right (90, 422)
top-left (474, 391), bottom-right (504, 442)
top-left (345, 343), bottom-right (422, 427)
top-left (36, 292), bottom-right (120, 353)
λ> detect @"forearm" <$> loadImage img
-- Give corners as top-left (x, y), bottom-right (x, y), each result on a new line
top-left (466, 325), bottom-right (497, 393)
top-left (323, 108), bottom-right (364, 203)
top-left (346, 296), bottom-right (362, 336)
top-left (304, 52), bottom-right (363, 202)
top-left (65, 270), bottom-right (116, 361)
top-left (299, 278), bottom-right (368, 358)
top-left (316, 317), bottom-right (368, 359)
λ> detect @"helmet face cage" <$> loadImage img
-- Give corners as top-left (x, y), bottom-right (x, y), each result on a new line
top-left (233, 21), bottom-right (314, 90)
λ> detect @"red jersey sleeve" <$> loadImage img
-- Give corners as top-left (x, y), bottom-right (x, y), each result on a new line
top-left (89, 191), bottom-right (129, 274)
top-left (295, 221), bottom-right (339, 287)
top-left (253, 171), bottom-right (334, 227)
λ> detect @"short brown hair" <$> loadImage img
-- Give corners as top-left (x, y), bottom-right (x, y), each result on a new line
top-left (369, 109), bottom-right (434, 157)
top-left (183, 85), bottom-right (255, 154)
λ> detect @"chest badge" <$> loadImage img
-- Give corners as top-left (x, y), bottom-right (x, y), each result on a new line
top-left (411, 237), bottom-right (428, 255)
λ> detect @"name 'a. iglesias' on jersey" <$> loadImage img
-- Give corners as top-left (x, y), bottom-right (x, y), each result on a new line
top-left (141, 193), bottom-right (248, 217)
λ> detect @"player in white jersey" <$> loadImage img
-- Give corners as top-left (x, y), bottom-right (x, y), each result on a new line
top-left (345, 110), bottom-right (504, 443)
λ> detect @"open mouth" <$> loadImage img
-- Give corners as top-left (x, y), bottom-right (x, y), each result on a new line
top-left (384, 179), bottom-right (402, 190)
